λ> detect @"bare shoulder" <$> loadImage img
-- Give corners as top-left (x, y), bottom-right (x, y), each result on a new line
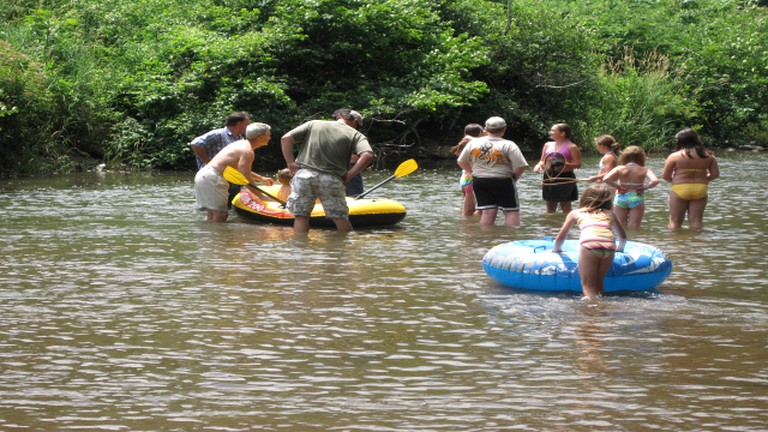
top-left (567, 209), bottom-right (582, 221)
top-left (665, 151), bottom-right (682, 163)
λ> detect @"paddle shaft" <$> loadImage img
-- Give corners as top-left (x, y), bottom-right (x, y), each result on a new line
top-left (355, 174), bottom-right (395, 199)
top-left (354, 158), bottom-right (418, 199)
top-left (222, 166), bottom-right (286, 205)
top-left (246, 184), bottom-right (286, 205)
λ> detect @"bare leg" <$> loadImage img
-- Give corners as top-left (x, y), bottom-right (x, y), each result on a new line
top-left (461, 193), bottom-right (476, 217)
top-left (331, 217), bottom-right (353, 233)
top-left (209, 209), bottom-right (229, 222)
top-left (293, 215), bottom-right (310, 233)
top-left (594, 253), bottom-right (614, 295)
top-left (687, 198), bottom-right (708, 230)
top-left (503, 210), bottom-right (521, 227)
top-left (480, 208), bottom-right (498, 225)
top-left (667, 191), bottom-right (687, 230)
top-left (579, 249), bottom-right (612, 299)
top-left (612, 205), bottom-right (629, 229)
top-left (561, 201), bottom-right (573, 213)
top-left (627, 205), bottom-right (645, 230)
top-left (546, 201), bottom-right (558, 213)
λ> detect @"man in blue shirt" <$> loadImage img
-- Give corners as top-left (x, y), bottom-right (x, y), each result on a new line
top-left (189, 112), bottom-right (251, 169)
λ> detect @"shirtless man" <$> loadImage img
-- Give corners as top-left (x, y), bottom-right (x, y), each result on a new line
top-left (194, 122), bottom-right (274, 222)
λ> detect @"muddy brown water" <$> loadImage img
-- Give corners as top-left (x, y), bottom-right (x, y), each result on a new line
top-left (1, 151), bottom-right (766, 431)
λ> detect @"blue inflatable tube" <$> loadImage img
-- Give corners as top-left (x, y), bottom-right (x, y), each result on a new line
top-left (482, 239), bottom-right (672, 293)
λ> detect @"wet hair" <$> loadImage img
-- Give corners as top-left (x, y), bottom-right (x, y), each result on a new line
top-left (675, 128), bottom-right (712, 159)
top-left (579, 184), bottom-right (614, 213)
top-left (450, 123), bottom-right (484, 155)
top-left (594, 134), bottom-right (620, 156)
top-left (277, 168), bottom-right (292, 186)
top-left (552, 123), bottom-right (573, 140)
top-left (619, 145), bottom-right (646, 166)
top-left (225, 112), bottom-right (250, 127)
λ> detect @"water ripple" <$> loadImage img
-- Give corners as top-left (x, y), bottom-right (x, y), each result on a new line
top-left (1, 156), bottom-right (767, 431)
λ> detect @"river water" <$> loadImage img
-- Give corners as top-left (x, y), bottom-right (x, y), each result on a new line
top-left (1, 151), bottom-right (766, 431)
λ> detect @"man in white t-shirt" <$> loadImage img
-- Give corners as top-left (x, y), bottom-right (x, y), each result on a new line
top-left (457, 116), bottom-right (528, 227)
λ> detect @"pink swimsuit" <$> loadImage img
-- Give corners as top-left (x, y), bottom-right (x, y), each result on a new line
top-left (577, 211), bottom-right (616, 253)
top-left (545, 141), bottom-right (573, 163)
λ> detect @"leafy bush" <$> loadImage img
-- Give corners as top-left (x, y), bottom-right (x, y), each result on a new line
top-left (0, 0), bottom-right (765, 175)
top-left (580, 48), bottom-right (698, 154)
top-left (0, 39), bottom-right (56, 175)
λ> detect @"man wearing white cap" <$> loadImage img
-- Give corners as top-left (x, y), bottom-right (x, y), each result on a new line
top-left (457, 116), bottom-right (528, 227)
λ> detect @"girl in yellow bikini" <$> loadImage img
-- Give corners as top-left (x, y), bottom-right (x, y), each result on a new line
top-left (662, 128), bottom-right (720, 230)
top-left (553, 184), bottom-right (627, 299)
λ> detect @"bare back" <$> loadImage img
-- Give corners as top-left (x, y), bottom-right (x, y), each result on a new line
top-left (619, 164), bottom-right (650, 191)
top-left (662, 150), bottom-right (718, 184)
top-left (208, 139), bottom-right (255, 176)
top-left (604, 163), bottom-right (658, 193)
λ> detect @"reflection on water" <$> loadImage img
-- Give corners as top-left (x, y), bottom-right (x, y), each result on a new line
top-left (1, 153), bottom-right (767, 431)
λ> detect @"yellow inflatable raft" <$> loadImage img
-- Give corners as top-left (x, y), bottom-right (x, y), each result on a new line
top-left (232, 187), bottom-right (407, 228)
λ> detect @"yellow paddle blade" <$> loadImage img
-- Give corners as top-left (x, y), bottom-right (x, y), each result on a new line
top-left (222, 165), bottom-right (287, 204)
top-left (394, 158), bottom-right (418, 178)
top-left (222, 166), bottom-right (249, 185)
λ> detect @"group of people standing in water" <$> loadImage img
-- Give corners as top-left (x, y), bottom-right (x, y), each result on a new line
top-left (455, 117), bottom-right (719, 298)
top-left (190, 109), bottom-right (374, 233)
top-left (454, 117), bottom-right (720, 231)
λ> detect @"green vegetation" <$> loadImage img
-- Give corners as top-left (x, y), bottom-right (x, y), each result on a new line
top-left (1, 0), bottom-right (766, 175)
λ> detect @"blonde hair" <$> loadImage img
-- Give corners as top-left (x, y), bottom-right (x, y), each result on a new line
top-left (619, 145), bottom-right (646, 166)
top-left (579, 184), bottom-right (613, 213)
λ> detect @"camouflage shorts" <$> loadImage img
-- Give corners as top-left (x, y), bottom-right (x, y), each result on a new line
top-left (286, 169), bottom-right (348, 219)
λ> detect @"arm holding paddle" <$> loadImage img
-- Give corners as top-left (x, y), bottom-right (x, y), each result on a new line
top-left (245, 169), bottom-right (274, 186)
top-left (237, 154), bottom-right (274, 188)
top-left (232, 147), bottom-right (272, 201)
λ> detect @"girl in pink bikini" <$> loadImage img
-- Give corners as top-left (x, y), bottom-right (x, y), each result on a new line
top-left (553, 184), bottom-right (627, 299)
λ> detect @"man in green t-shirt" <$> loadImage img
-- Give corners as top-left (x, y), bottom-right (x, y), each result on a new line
top-left (281, 108), bottom-right (374, 233)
